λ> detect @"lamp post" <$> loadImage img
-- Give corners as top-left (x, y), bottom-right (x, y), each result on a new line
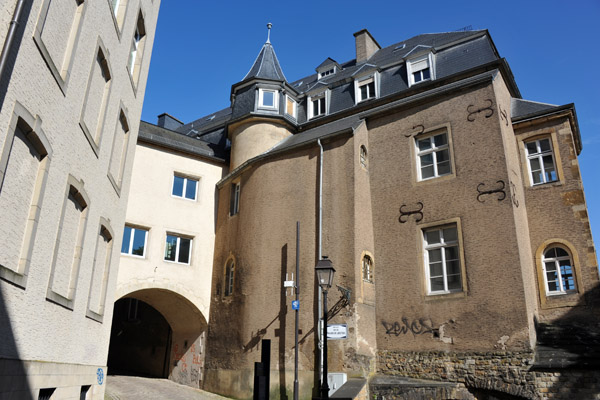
top-left (315, 257), bottom-right (335, 400)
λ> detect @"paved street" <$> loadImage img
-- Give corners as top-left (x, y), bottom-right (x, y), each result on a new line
top-left (104, 376), bottom-right (232, 400)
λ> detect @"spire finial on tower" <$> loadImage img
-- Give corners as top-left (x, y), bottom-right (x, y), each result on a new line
top-left (266, 22), bottom-right (272, 43)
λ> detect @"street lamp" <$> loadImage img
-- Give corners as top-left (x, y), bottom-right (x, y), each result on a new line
top-left (315, 256), bottom-right (335, 399)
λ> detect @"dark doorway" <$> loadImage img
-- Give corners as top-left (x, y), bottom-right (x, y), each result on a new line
top-left (107, 298), bottom-right (172, 378)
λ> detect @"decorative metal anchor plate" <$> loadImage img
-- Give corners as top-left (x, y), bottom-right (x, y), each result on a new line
top-left (399, 202), bottom-right (424, 223)
top-left (467, 99), bottom-right (494, 122)
top-left (477, 180), bottom-right (506, 202)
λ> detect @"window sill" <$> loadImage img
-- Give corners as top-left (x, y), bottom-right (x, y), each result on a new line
top-left (416, 172), bottom-right (455, 186)
top-left (528, 180), bottom-right (563, 190)
top-left (424, 290), bottom-right (466, 302)
top-left (120, 253), bottom-right (146, 259)
top-left (171, 194), bottom-right (197, 202)
top-left (163, 259), bottom-right (191, 266)
top-left (540, 291), bottom-right (582, 309)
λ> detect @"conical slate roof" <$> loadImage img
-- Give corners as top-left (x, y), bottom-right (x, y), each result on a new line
top-left (242, 41), bottom-right (287, 82)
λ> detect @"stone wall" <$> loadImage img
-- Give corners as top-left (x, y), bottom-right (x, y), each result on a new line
top-left (377, 350), bottom-right (600, 399)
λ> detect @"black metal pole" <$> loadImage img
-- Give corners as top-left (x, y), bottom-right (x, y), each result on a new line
top-left (294, 222), bottom-right (299, 400)
top-left (320, 289), bottom-right (329, 399)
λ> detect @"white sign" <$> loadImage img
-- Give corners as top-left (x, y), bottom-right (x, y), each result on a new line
top-left (327, 324), bottom-right (347, 340)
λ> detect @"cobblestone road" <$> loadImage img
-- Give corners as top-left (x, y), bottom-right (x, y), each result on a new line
top-left (104, 376), bottom-right (232, 400)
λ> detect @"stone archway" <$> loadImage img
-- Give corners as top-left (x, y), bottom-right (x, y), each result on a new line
top-left (107, 288), bottom-right (208, 388)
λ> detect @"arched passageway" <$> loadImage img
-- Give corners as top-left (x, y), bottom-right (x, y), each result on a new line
top-left (107, 289), bottom-right (208, 388)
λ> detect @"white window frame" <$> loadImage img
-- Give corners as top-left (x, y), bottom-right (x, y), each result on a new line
top-left (164, 233), bottom-right (193, 265)
top-left (318, 67), bottom-right (336, 80)
top-left (415, 130), bottom-right (452, 181)
top-left (542, 247), bottom-right (576, 296)
top-left (525, 138), bottom-right (558, 185)
top-left (230, 182), bottom-right (240, 216)
top-left (355, 74), bottom-right (379, 103)
top-left (171, 174), bottom-right (198, 201)
top-left (407, 53), bottom-right (434, 86)
top-left (285, 95), bottom-right (297, 119)
top-left (258, 88), bottom-right (279, 110)
top-left (121, 225), bottom-right (148, 258)
top-left (423, 224), bottom-right (462, 295)
top-left (308, 91), bottom-right (328, 119)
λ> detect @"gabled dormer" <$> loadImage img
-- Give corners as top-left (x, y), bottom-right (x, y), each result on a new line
top-left (404, 45), bottom-right (436, 87)
top-left (316, 58), bottom-right (341, 80)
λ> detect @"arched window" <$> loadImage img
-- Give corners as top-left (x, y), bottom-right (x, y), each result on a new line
top-left (224, 259), bottom-right (235, 296)
top-left (360, 145), bottom-right (368, 169)
top-left (542, 246), bottom-right (576, 295)
top-left (362, 254), bottom-right (373, 283)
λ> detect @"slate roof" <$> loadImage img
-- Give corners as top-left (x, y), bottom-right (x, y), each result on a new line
top-left (138, 121), bottom-right (225, 162)
top-left (170, 29), bottom-right (517, 160)
top-left (241, 41), bottom-right (287, 82)
top-left (511, 98), bottom-right (562, 120)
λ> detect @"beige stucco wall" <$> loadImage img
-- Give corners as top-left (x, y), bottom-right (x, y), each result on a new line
top-left (0, 0), bottom-right (160, 398)
top-left (229, 119), bottom-right (293, 170)
top-left (117, 142), bottom-right (225, 322)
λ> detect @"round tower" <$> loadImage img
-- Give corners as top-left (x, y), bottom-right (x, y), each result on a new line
top-left (228, 24), bottom-right (298, 170)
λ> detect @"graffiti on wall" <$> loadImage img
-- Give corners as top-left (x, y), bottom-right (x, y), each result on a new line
top-left (170, 336), bottom-right (205, 388)
top-left (382, 317), bottom-right (435, 336)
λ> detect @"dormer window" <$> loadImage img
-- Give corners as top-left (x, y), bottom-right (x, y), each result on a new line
top-left (258, 88), bottom-right (278, 110)
top-left (407, 54), bottom-right (434, 86)
top-left (308, 92), bottom-right (328, 119)
top-left (355, 73), bottom-right (379, 103)
top-left (318, 67), bottom-right (336, 79)
top-left (285, 95), bottom-right (297, 119)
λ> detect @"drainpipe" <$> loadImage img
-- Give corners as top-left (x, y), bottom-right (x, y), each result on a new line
top-left (317, 138), bottom-right (324, 388)
top-left (0, 0), bottom-right (26, 82)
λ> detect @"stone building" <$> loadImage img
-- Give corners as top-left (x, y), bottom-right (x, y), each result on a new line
top-left (0, 0), bottom-right (159, 398)
top-left (132, 27), bottom-right (598, 399)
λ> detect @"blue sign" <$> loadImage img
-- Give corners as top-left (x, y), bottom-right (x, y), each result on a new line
top-left (292, 300), bottom-right (299, 310)
top-left (97, 368), bottom-right (104, 385)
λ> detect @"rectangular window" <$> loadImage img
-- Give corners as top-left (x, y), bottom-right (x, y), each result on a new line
top-left (423, 225), bottom-right (462, 295)
top-left (172, 174), bottom-right (198, 200)
top-left (416, 131), bottom-right (451, 180)
top-left (258, 88), bottom-right (278, 110)
top-left (408, 55), bottom-right (432, 86)
top-left (285, 95), bottom-right (297, 119)
top-left (230, 182), bottom-right (240, 216)
top-left (356, 77), bottom-right (376, 102)
top-left (164, 234), bottom-right (192, 264)
top-left (311, 95), bottom-right (326, 118)
top-left (121, 226), bottom-right (147, 257)
top-left (526, 138), bottom-right (558, 185)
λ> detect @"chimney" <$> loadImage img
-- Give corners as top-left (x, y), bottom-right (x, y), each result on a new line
top-left (353, 29), bottom-right (381, 64)
top-left (157, 113), bottom-right (183, 130)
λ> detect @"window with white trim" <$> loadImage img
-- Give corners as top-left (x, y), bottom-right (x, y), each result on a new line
top-left (164, 234), bottom-right (192, 264)
top-left (423, 224), bottom-right (462, 294)
top-left (416, 130), bottom-right (451, 180)
top-left (318, 67), bottom-right (335, 79)
top-left (285, 95), bottom-right (297, 119)
top-left (230, 182), bottom-right (240, 216)
top-left (408, 55), bottom-right (432, 86)
top-left (309, 93), bottom-right (327, 119)
top-left (362, 254), bottom-right (373, 283)
top-left (121, 225), bottom-right (148, 257)
top-left (525, 138), bottom-right (558, 185)
top-left (224, 258), bottom-right (235, 296)
top-left (356, 76), bottom-right (376, 103)
top-left (543, 247), bottom-right (576, 295)
top-left (172, 174), bottom-right (198, 200)
top-left (258, 88), bottom-right (278, 110)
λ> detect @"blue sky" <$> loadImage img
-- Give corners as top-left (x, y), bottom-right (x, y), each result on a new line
top-left (141, 0), bottom-right (600, 245)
